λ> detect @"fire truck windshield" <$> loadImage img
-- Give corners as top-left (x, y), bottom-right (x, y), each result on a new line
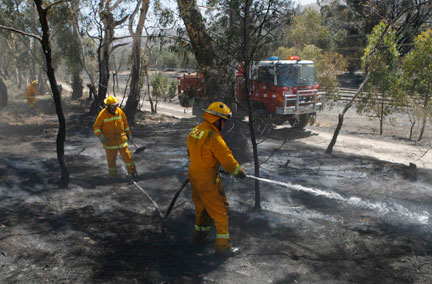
top-left (277, 63), bottom-right (317, 87)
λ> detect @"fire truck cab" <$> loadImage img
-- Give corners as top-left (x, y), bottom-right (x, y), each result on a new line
top-left (235, 56), bottom-right (325, 129)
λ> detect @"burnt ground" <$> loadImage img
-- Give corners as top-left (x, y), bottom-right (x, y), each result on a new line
top-left (1, 91), bottom-right (432, 284)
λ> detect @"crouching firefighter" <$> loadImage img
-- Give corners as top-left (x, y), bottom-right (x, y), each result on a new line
top-left (187, 102), bottom-right (246, 256)
top-left (93, 95), bottom-right (137, 178)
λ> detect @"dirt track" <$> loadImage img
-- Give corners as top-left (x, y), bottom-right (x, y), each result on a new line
top-left (1, 94), bottom-right (432, 284)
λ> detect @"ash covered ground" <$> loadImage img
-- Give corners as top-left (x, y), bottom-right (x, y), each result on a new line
top-left (1, 91), bottom-right (432, 284)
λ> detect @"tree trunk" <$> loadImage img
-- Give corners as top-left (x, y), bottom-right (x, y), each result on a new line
top-left (177, 0), bottom-right (221, 101)
top-left (418, 96), bottom-right (430, 141)
top-left (144, 67), bottom-right (155, 113)
top-left (37, 69), bottom-right (47, 95)
top-left (34, 0), bottom-right (69, 188)
top-left (379, 101), bottom-right (383, 135)
top-left (90, 1), bottom-right (128, 115)
top-left (90, 36), bottom-right (111, 114)
top-left (71, 0), bottom-right (96, 96)
top-left (243, 74), bottom-right (261, 211)
top-left (71, 70), bottom-right (83, 100)
top-left (70, 0), bottom-right (83, 101)
top-left (0, 77), bottom-right (7, 107)
top-left (123, 0), bottom-right (150, 124)
top-left (326, 73), bottom-right (370, 154)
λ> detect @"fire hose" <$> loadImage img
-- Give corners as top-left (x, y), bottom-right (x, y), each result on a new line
top-left (163, 170), bottom-right (276, 219)
top-left (133, 170), bottom-right (281, 220)
top-left (132, 181), bottom-right (164, 219)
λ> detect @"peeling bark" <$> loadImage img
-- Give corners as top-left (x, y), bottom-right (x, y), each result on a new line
top-left (123, 0), bottom-right (150, 123)
top-left (177, 0), bottom-right (221, 101)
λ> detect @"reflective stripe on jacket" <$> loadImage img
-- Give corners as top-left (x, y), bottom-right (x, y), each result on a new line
top-left (187, 120), bottom-right (240, 181)
top-left (93, 107), bottom-right (131, 148)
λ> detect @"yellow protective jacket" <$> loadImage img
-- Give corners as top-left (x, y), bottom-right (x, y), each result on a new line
top-left (93, 107), bottom-right (131, 149)
top-left (187, 120), bottom-right (241, 186)
top-left (25, 84), bottom-right (38, 99)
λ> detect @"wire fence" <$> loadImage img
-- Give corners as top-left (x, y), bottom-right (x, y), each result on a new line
top-left (327, 87), bottom-right (425, 107)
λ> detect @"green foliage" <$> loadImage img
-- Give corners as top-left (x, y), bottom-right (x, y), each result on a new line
top-left (0, 1), bottom-right (40, 82)
top-left (208, 0), bottom-right (295, 65)
top-left (358, 21), bottom-right (400, 134)
top-left (150, 47), bottom-right (196, 70)
top-left (281, 8), bottom-right (331, 50)
top-left (151, 72), bottom-right (174, 102)
top-left (321, 0), bottom-right (368, 72)
top-left (399, 29), bottom-right (432, 128)
top-left (400, 29), bottom-right (432, 105)
top-left (362, 22), bottom-right (399, 91)
top-left (50, 3), bottom-right (82, 76)
top-left (168, 79), bottom-right (177, 101)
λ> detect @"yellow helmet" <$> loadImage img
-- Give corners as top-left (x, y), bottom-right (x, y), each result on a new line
top-left (104, 95), bottom-right (119, 106)
top-left (204, 102), bottom-right (232, 120)
top-left (31, 80), bottom-right (38, 85)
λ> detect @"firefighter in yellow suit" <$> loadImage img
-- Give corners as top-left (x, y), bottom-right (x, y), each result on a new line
top-left (25, 80), bottom-right (39, 108)
top-left (187, 102), bottom-right (246, 256)
top-left (93, 96), bottom-right (137, 177)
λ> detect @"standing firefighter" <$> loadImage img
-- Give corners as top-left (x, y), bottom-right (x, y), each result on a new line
top-left (187, 102), bottom-right (246, 257)
top-left (93, 95), bottom-right (137, 178)
top-left (25, 80), bottom-right (39, 108)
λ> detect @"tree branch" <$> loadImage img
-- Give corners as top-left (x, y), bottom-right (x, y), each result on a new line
top-left (0, 24), bottom-right (42, 41)
top-left (113, 35), bottom-right (133, 41)
top-left (45, 0), bottom-right (70, 11)
top-left (111, 42), bottom-right (129, 53)
top-left (128, 0), bottom-right (141, 36)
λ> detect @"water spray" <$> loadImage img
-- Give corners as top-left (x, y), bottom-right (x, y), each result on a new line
top-left (245, 174), bottom-right (429, 224)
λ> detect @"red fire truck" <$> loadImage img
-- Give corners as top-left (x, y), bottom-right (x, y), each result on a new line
top-left (178, 56), bottom-right (325, 130)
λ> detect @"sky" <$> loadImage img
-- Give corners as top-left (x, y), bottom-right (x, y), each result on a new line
top-left (296, 0), bottom-right (318, 5)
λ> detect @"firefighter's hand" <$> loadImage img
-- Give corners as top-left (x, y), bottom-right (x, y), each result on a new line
top-left (127, 133), bottom-right (133, 143)
top-left (235, 167), bottom-right (246, 179)
top-left (98, 135), bottom-right (107, 144)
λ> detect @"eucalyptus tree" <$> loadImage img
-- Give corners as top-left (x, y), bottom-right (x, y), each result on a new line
top-left (123, 0), bottom-right (150, 124)
top-left (176, 0), bottom-right (222, 102)
top-left (400, 29), bottom-right (432, 141)
top-left (319, 0), bottom-right (369, 73)
top-left (88, 0), bottom-right (134, 115)
top-left (0, 0), bottom-right (42, 86)
top-left (34, 0), bottom-right (70, 188)
top-left (326, 1), bottom-right (431, 154)
top-left (344, 0), bottom-right (432, 55)
top-left (50, 0), bottom-right (84, 99)
top-left (275, 7), bottom-right (348, 96)
top-left (356, 22), bottom-right (399, 136)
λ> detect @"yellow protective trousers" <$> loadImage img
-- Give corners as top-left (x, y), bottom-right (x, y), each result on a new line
top-left (105, 145), bottom-right (136, 177)
top-left (189, 172), bottom-right (232, 252)
top-left (26, 95), bottom-right (36, 108)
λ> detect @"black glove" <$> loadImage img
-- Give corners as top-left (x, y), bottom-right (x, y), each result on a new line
top-left (234, 167), bottom-right (246, 179)
top-left (98, 135), bottom-right (107, 144)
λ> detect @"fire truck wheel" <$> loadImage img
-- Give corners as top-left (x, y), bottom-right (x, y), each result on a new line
top-left (288, 114), bottom-right (309, 129)
top-left (252, 109), bottom-right (272, 136)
